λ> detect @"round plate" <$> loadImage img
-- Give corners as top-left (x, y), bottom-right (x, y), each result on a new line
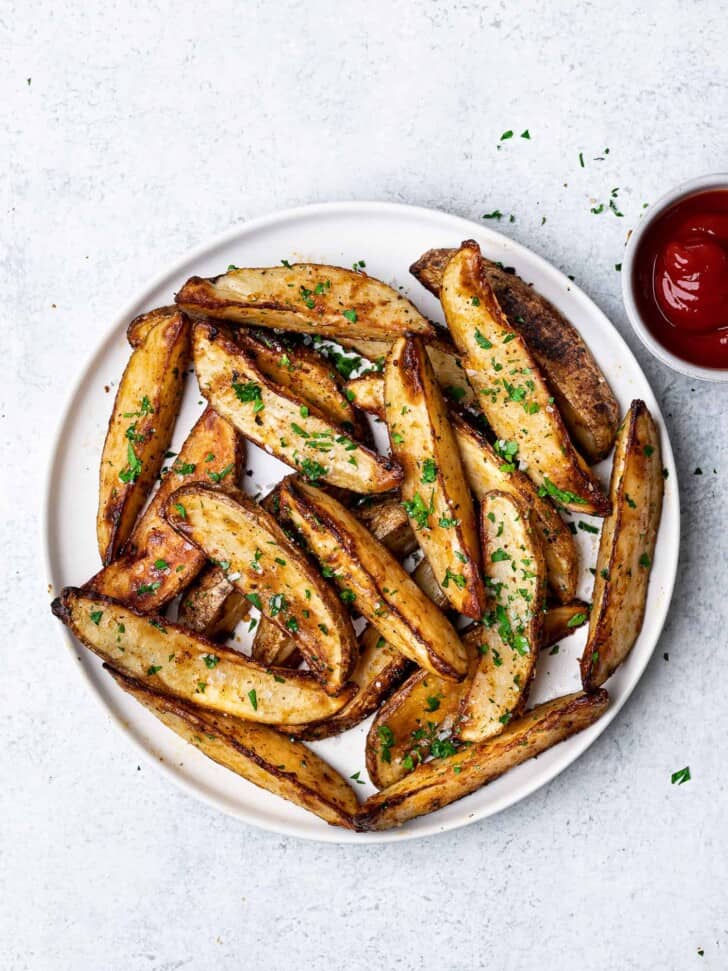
top-left (43, 202), bottom-right (679, 843)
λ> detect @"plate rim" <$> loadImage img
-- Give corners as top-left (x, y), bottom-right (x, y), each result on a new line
top-left (42, 199), bottom-right (680, 843)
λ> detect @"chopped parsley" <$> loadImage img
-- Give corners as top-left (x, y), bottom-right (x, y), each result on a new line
top-left (537, 477), bottom-right (588, 506)
top-left (232, 381), bottom-right (264, 413)
top-left (421, 458), bottom-right (438, 483)
top-left (377, 725), bottom-right (395, 763)
top-left (202, 654), bottom-right (219, 669)
top-left (474, 329), bottom-right (493, 349)
top-left (247, 689), bottom-right (258, 711)
top-left (89, 609), bottom-right (103, 625)
top-left (566, 612), bottom-right (587, 628)
top-left (671, 766), bottom-right (691, 785)
top-left (402, 491), bottom-right (434, 530)
top-left (119, 442), bottom-right (143, 483)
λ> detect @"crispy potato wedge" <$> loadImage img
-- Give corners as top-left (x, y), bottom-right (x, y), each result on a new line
top-left (97, 308), bottom-right (191, 564)
top-left (235, 329), bottom-right (369, 440)
top-left (366, 629), bottom-right (480, 789)
top-left (410, 247), bottom-right (620, 463)
top-left (176, 262), bottom-right (435, 342)
top-left (193, 321), bottom-right (401, 494)
top-left (281, 477), bottom-right (468, 681)
top-left (543, 600), bottom-right (590, 649)
top-left (357, 689), bottom-right (609, 830)
top-left (87, 408), bottom-right (244, 613)
top-left (457, 492), bottom-right (547, 742)
top-left (250, 617), bottom-right (302, 668)
top-left (107, 667), bottom-right (358, 828)
top-left (165, 483), bottom-right (357, 695)
top-left (581, 400), bottom-right (663, 689)
top-left (440, 242), bottom-right (609, 515)
top-left (452, 415), bottom-right (578, 603)
top-left (355, 496), bottom-right (418, 557)
top-left (177, 563), bottom-right (248, 641)
top-left (279, 626), bottom-right (411, 740)
top-left (341, 333), bottom-right (477, 410)
top-left (345, 384), bottom-right (578, 603)
top-left (52, 589), bottom-right (356, 724)
top-left (385, 336), bottom-right (485, 617)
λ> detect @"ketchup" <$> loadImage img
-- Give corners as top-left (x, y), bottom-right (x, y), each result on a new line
top-left (633, 189), bottom-right (728, 368)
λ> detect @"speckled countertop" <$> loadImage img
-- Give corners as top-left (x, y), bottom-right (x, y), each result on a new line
top-left (2, 1), bottom-right (727, 968)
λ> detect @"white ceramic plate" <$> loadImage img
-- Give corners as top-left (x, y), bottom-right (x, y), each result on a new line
top-left (44, 202), bottom-right (679, 843)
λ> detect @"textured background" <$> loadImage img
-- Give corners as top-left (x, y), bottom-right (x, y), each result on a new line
top-left (2, 1), bottom-right (727, 968)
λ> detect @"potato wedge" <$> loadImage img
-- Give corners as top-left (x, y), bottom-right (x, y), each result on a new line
top-left (356, 689), bottom-right (609, 830)
top-left (176, 262), bottom-right (435, 342)
top-left (452, 415), bottom-right (578, 603)
top-left (543, 600), bottom-right (590, 649)
top-left (345, 384), bottom-right (578, 603)
top-left (97, 308), bottom-right (190, 564)
top-left (177, 563), bottom-right (248, 641)
top-left (250, 617), bottom-right (302, 668)
top-left (457, 492), bottom-right (547, 742)
top-left (440, 242), bottom-right (610, 515)
top-left (366, 629), bottom-right (480, 789)
top-left (410, 247), bottom-right (620, 463)
top-left (355, 496), bottom-right (418, 557)
top-left (235, 328), bottom-right (369, 439)
top-left (165, 483), bottom-right (357, 695)
top-left (51, 589), bottom-right (356, 724)
top-left (340, 333), bottom-right (477, 410)
top-left (385, 336), bottom-right (485, 617)
top-left (193, 321), bottom-right (401, 494)
top-left (279, 626), bottom-right (411, 740)
top-left (87, 408), bottom-right (244, 613)
top-left (280, 477), bottom-right (468, 681)
top-left (107, 667), bottom-right (358, 828)
top-left (581, 400), bottom-right (663, 689)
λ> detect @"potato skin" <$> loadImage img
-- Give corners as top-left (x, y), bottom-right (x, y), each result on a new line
top-left (410, 247), bottom-right (620, 463)
top-left (177, 563), bottom-right (248, 642)
top-left (97, 308), bottom-right (190, 564)
top-left (581, 400), bottom-right (663, 689)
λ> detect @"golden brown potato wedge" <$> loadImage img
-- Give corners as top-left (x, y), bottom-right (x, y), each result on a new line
top-left (176, 262), bottom-right (435, 342)
top-left (165, 483), bottom-right (357, 695)
top-left (457, 492), bottom-right (547, 742)
top-left (279, 626), bottom-right (411, 740)
top-left (86, 408), bottom-right (244, 613)
top-left (355, 496), bottom-right (418, 557)
top-left (280, 477), bottom-right (468, 681)
top-left (452, 415), bottom-right (578, 604)
top-left (581, 400), bottom-right (663, 689)
top-left (341, 333), bottom-right (477, 410)
top-left (97, 308), bottom-right (191, 564)
top-left (250, 617), bottom-right (302, 668)
top-left (177, 563), bottom-right (248, 641)
top-left (235, 329), bottom-right (369, 440)
top-left (542, 600), bottom-right (590, 649)
top-left (385, 336), bottom-right (485, 618)
top-left (366, 629), bottom-right (480, 789)
top-left (193, 321), bottom-right (401, 493)
top-left (107, 667), bottom-right (359, 828)
top-left (52, 589), bottom-right (356, 724)
top-left (410, 247), bottom-right (620, 463)
top-left (440, 242), bottom-right (610, 516)
top-left (344, 385), bottom-right (578, 603)
top-left (357, 689), bottom-right (609, 830)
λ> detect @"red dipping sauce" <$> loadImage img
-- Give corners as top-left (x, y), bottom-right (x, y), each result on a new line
top-left (633, 189), bottom-right (728, 369)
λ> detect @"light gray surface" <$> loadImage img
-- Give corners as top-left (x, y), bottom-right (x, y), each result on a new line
top-left (2, 1), bottom-right (726, 968)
